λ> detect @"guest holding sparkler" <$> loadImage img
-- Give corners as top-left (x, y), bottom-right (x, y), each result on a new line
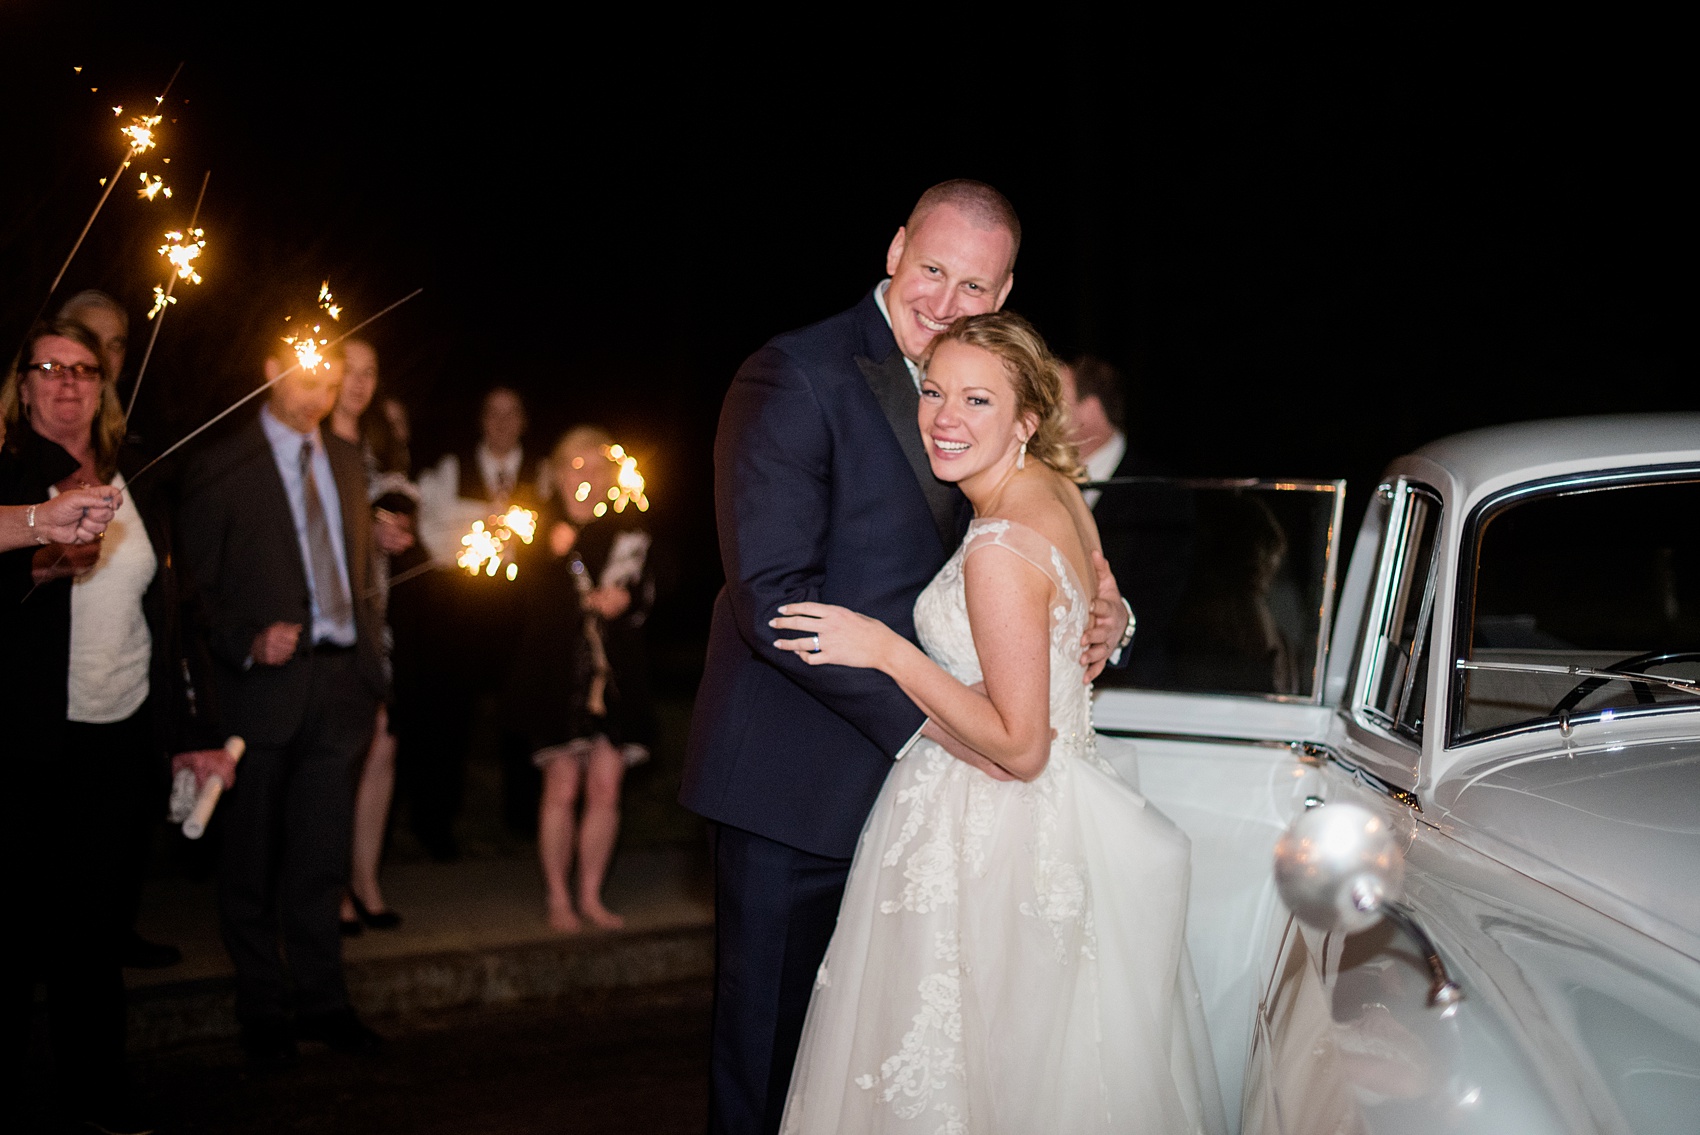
top-left (178, 336), bottom-right (387, 1066)
top-left (410, 386), bottom-right (541, 854)
top-left (58, 289), bottom-right (192, 972)
top-left (327, 338), bottom-right (418, 934)
top-left (508, 426), bottom-right (655, 932)
top-left (0, 319), bottom-right (223, 1133)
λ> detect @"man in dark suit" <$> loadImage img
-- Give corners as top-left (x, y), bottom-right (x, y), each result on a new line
top-left (683, 181), bottom-right (1131, 1134)
top-left (402, 385), bottom-right (543, 853)
top-left (1062, 354), bottom-right (1196, 687)
top-left (179, 340), bottom-right (386, 1065)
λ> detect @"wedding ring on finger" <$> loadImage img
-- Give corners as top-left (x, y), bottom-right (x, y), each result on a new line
top-left (809, 634), bottom-right (822, 654)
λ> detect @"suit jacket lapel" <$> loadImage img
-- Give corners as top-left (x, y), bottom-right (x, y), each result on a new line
top-left (243, 421), bottom-right (310, 598)
top-left (855, 350), bottom-right (960, 554)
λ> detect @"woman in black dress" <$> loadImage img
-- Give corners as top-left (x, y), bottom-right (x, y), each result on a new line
top-left (509, 426), bottom-right (654, 931)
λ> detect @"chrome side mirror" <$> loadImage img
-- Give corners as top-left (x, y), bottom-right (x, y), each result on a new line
top-left (1274, 802), bottom-right (1462, 1008)
top-left (1274, 802), bottom-right (1404, 935)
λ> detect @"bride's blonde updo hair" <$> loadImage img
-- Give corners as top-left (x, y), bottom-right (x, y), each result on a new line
top-left (924, 311), bottom-right (1085, 482)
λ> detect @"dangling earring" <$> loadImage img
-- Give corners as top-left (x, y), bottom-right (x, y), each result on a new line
top-left (1016, 438), bottom-right (1028, 470)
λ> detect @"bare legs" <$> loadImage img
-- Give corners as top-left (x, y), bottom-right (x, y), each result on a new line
top-left (341, 705), bottom-right (398, 923)
top-left (538, 739), bottom-right (627, 933)
top-left (540, 755), bottom-right (583, 932)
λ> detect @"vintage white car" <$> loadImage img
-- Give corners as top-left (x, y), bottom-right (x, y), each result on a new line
top-left (1091, 414), bottom-right (1700, 1134)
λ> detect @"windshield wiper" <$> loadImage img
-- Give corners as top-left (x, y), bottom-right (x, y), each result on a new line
top-left (1455, 659), bottom-right (1700, 696)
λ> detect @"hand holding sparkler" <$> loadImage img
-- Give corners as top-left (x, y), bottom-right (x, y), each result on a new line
top-left (169, 737), bottom-right (245, 840)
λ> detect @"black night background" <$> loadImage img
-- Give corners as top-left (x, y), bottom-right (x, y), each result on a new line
top-left (2, 6), bottom-right (1687, 658)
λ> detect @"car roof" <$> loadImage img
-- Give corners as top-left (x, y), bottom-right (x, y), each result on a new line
top-left (1406, 413), bottom-right (1700, 506)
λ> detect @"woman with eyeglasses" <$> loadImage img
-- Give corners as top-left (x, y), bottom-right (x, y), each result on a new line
top-left (0, 319), bottom-right (220, 1134)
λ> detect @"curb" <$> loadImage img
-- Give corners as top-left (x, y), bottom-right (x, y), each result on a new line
top-left (127, 924), bottom-right (714, 1052)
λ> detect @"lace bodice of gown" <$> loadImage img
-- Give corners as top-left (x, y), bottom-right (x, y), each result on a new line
top-left (913, 517), bottom-right (1096, 756)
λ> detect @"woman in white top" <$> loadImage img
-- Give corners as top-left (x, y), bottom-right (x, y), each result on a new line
top-left (0, 320), bottom-right (221, 1133)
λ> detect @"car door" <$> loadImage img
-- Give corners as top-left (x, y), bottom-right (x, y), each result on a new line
top-left (1088, 476), bottom-right (1347, 1131)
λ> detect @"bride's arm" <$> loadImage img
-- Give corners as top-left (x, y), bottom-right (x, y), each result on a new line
top-left (771, 549), bottom-right (1054, 780)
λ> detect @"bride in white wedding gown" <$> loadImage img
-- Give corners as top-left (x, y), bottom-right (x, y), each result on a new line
top-left (771, 313), bottom-right (1226, 1134)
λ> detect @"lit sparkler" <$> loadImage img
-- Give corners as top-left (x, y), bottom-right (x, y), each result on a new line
top-left (126, 288), bottom-right (425, 487)
top-left (125, 171), bottom-right (211, 423)
top-left (280, 281), bottom-right (342, 373)
top-left (147, 286), bottom-right (175, 319)
top-left (158, 227), bottom-right (205, 286)
top-left (117, 109), bottom-right (163, 155)
top-left (572, 443), bottom-right (651, 519)
top-left (137, 171), bottom-right (171, 200)
top-left (455, 506), bottom-right (538, 581)
top-left (29, 61), bottom-right (185, 341)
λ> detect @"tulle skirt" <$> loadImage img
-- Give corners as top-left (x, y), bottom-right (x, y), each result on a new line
top-left (781, 736), bottom-right (1227, 1134)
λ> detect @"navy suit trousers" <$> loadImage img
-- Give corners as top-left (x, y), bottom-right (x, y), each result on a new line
top-left (710, 824), bottom-right (852, 1135)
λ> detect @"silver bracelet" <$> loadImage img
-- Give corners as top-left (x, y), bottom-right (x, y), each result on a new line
top-left (1115, 596), bottom-right (1136, 651)
top-left (26, 503), bottom-right (48, 544)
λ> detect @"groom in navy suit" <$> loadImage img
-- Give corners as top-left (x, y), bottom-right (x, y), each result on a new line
top-left (684, 180), bottom-right (1130, 1133)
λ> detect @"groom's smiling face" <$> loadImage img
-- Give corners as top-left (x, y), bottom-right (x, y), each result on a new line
top-left (884, 204), bottom-right (1015, 364)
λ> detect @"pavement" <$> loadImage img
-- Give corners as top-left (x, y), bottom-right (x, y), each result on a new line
top-left (124, 844), bottom-right (715, 1051)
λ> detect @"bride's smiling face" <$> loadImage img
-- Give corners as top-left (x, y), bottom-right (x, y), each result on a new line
top-left (919, 339), bottom-right (1036, 487)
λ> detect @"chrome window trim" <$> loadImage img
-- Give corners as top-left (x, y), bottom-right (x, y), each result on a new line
top-left (1446, 462), bottom-right (1700, 747)
top-left (1086, 476), bottom-right (1346, 706)
top-left (1353, 478), bottom-right (1444, 744)
top-left (1442, 699), bottom-right (1700, 750)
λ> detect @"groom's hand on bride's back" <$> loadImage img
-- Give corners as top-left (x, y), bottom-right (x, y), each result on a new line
top-left (1080, 551), bottom-right (1131, 683)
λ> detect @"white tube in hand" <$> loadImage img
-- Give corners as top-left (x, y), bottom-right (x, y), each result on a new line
top-left (183, 736), bottom-right (245, 840)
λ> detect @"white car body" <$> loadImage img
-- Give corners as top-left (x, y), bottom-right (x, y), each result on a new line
top-left (1092, 415), bottom-right (1700, 1134)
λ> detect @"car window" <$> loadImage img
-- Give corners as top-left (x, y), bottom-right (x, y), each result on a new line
top-left (1452, 474), bottom-right (1700, 742)
top-left (1358, 480), bottom-right (1442, 743)
top-left (1090, 478), bottom-right (1344, 701)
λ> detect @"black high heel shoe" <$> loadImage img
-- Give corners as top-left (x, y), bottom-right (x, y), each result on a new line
top-left (350, 892), bottom-right (402, 931)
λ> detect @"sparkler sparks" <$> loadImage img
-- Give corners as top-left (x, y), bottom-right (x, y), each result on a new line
top-left (158, 227), bottom-right (205, 285)
top-left (455, 506), bottom-right (538, 581)
top-left (607, 444), bottom-right (650, 514)
top-left (136, 171), bottom-right (172, 200)
top-left (280, 281), bottom-right (342, 371)
top-left (570, 444), bottom-right (650, 520)
top-left (147, 286), bottom-right (176, 320)
top-left (118, 110), bottom-right (163, 156)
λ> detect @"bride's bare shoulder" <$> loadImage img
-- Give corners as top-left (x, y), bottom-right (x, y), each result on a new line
top-left (974, 470), bottom-right (1095, 592)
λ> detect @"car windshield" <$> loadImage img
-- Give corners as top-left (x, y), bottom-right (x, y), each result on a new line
top-left (1454, 476), bottom-right (1700, 740)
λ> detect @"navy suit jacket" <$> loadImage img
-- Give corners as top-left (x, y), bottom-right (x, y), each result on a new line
top-left (682, 289), bottom-right (967, 858)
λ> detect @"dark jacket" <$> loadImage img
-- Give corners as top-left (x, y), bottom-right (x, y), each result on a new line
top-left (176, 416), bottom-right (385, 746)
top-left (681, 289), bottom-right (970, 858)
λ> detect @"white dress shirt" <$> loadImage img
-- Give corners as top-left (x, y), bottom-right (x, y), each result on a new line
top-left (873, 279), bottom-right (921, 390)
top-left (259, 405), bottom-right (356, 646)
top-left (476, 444), bottom-right (523, 501)
top-left (1082, 430), bottom-right (1127, 510)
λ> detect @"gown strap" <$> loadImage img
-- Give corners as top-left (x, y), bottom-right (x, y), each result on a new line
top-left (961, 517), bottom-right (1089, 610)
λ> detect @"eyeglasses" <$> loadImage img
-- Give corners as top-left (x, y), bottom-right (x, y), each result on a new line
top-left (25, 360), bottom-right (102, 384)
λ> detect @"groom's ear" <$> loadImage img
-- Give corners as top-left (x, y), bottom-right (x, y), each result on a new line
top-left (993, 270), bottom-right (1014, 310)
top-left (885, 227), bottom-right (908, 277)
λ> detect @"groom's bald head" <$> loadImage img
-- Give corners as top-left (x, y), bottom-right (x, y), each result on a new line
top-left (904, 180), bottom-right (1022, 277)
